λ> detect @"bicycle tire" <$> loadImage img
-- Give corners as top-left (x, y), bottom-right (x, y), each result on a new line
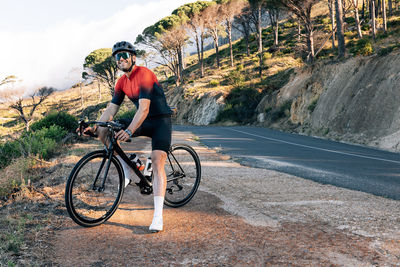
top-left (65, 150), bottom-right (124, 227)
top-left (164, 144), bottom-right (201, 208)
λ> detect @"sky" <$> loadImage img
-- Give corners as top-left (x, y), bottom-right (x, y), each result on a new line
top-left (0, 0), bottom-right (195, 93)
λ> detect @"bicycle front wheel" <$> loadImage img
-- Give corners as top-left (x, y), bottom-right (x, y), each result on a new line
top-left (164, 144), bottom-right (201, 208)
top-left (65, 150), bottom-right (124, 227)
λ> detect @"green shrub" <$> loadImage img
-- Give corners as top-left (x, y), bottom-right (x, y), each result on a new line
top-left (361, 24), bottom-right (370, 31)
top-left (209, 80), bottom-right (220, 87)
top-left (20, 125), bottom-right (67, 159)
top-left (225, 70), bottom-right (245, 87)
top-left (166, 76), bottom-right (176, 84)
top-left (378, 46), bottom-right (394, 56)
top-left (30, 125), bottom-right (68, 142)
top-left (350, 38), bottom-right (374, 56)
top-left (30, 111), bottom-right (78, 133)
top-left (308, 99), bottom-right (318, 112)
top-left (268, 101), bottom-right (292, 122)
top-left (0, 141), bottom-right (22, 169)
top-left (263, 52), bottom-right (272, 61)
top-left (344, 17), bottom-right (355, 24)
top-left (321, 18), bottom-right (331, 25)
top-left (216, 87), bottom-right (262, 123)
top-left (283, 21), bottom-right (295, 28)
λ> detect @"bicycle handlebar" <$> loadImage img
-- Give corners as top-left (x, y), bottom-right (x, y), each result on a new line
top-left (78, 120), bottom-right (131, 142)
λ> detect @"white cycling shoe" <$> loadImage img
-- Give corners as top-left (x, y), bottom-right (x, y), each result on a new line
top-left (149, 216), bottom-right (163, 233)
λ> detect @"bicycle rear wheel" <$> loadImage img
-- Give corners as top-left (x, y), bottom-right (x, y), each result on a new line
top-left (65, 150), bottom-right (124, 227)
top-left (164, 144), bottom-right (201, 207)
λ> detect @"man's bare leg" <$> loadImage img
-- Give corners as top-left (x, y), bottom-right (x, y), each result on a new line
top-left (149, 149), bottom-right (167, 232)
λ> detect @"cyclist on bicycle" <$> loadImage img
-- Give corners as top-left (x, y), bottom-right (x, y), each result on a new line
top-left (84, 41), bottom-right (172, 232)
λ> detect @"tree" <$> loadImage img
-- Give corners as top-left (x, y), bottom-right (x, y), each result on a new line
top-left (233, 6), bottom-right (252, 56)
top-left (218, 0), bottom-right (247, 67)
top-left (279, 0), bottom-right (321, 63)
top-left (82, 48), bottom-right (118, 96)
top-left (265, 0), bottom-right (283, 47)
top-left (136, 49), bottom-right (153, 68)
top-left (336, 0), bottom-right (346, 58)
top-left (249, 0), bottom-right (267, 77)
top-left (0, 75), bottom-right (18, 87)
top-left (371, 0), bottom-right (377, 39)
top-left (203, 2), bottom-right (226, 69)
top-left (8, 87), bottom-right (54, 131)
top-left (350, 0), bottom-right (363, 39)
top-left (173, 1), bottom-right (212, 77)
top-left (328, 0), bottom-right (336, 50)
top-left (382, 0), bottom-right (387, 33)
top-left (136, 14), bottom-right (188, 84)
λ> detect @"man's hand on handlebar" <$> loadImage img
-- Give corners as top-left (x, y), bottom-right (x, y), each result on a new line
top-left (115, 129), bottom-right (131, 142)
top-left (76, 121), bottom-right (98, 137)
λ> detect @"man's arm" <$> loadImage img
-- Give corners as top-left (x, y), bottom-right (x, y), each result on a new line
top-left (94, 103), bottom-right (120, 144)
top-left (98, 103), bottom-right (120, 123)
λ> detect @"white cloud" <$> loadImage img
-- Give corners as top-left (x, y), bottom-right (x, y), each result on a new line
top-left (0, 0), bottom-right (192, 93)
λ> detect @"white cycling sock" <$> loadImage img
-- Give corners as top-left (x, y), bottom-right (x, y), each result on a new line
top-left (116, 155), bottom-right (131, 187)
top-left (149, 196), bottom-right (164, 232)
top-left (153, 196), bottom-right (164, 218)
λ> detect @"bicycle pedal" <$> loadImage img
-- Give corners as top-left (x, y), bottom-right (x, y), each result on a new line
top-left (135, 181), bottom-right (153, 195)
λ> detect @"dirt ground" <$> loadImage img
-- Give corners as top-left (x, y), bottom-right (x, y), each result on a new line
top-left (1, 130), bottom-right (399, 266)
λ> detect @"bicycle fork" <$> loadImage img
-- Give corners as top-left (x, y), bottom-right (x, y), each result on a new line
top-left (92, 150), bottom-right (114, 192)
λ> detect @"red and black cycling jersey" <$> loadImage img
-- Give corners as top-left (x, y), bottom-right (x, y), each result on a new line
top-left (111, 66), bottom-right (172, 118)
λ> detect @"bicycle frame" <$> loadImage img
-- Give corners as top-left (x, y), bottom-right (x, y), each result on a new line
top-left (102, 125), bottom-right (153, 188)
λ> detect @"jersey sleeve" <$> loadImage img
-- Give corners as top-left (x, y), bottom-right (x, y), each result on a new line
top-left (111, 78), bottom-right (125, 105)
top-left (139, 68), bottom-right (157, 100)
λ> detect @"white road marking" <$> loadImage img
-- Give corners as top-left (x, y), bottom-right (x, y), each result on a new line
top-left (228, 128), bottom-right (400, 164)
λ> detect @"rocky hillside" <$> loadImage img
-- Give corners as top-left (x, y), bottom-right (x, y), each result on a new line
top-left (166, 51), bottom-right (400, 152)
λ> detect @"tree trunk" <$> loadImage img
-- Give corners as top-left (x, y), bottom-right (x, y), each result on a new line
top-left (257, 5), bottom-right (262, 78)
top-left (214, 32), bottom-right (221, 69)
top-left (98, 81), bottom-right (101, 103)
top-left (241, 20), bottom-right (251, 56)
top-left (200, 34), bottom-right (205, 77)
top-left (306, 28), bottom-right (315, 62)
top-left (336, 0), bottom-right (346, 58)
top-left (353, 0), bottom-right (363, 38)
top-left (181, 47), bottom-right (186, 70)
top-left (388, 0), bottom-right (392, 16)
top-left (382, 0), bottom-right (387, 32)
top-left (297, 17), bottom-right (301, 42)
top-left (195, 34), bottom-right (201, 69)
top-left (372, 0), bottom-right (376, 39)
top-left (227, 20), bottom-right (234, 67)
top-left (372, 0), bottom-right (381, 19)
top-left (376, 0), bottom-right (380, 18)
top-left (329, 0), bottom-right (336, 50)
top-left (177, 48), bottom-right (183, 83)
top-left (361, 0), bottom-right (365, 19)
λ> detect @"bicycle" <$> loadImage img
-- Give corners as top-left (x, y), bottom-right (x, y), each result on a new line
top-left (65, 120), bottom-right (201, 227)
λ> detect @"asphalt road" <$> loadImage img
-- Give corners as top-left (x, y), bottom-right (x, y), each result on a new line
top-left (174, 125), bottom-right (400, 200)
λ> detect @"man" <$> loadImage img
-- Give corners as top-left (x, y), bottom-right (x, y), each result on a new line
top-left (87, 41), bottom-right (172, 233)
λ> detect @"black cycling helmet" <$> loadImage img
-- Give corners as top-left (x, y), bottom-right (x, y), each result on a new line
top-left (112, 41), bottom-right (137, 56)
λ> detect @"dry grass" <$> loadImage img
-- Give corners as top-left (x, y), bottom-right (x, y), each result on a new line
top-left (0, 139), bottom-right (101, 266)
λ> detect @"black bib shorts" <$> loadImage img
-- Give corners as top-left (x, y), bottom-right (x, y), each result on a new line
top-left (118, 115), bottom-right (172, 153)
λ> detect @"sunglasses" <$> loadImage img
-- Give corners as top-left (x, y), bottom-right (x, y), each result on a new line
top-left (115, 52), bottom-right (131, 61)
